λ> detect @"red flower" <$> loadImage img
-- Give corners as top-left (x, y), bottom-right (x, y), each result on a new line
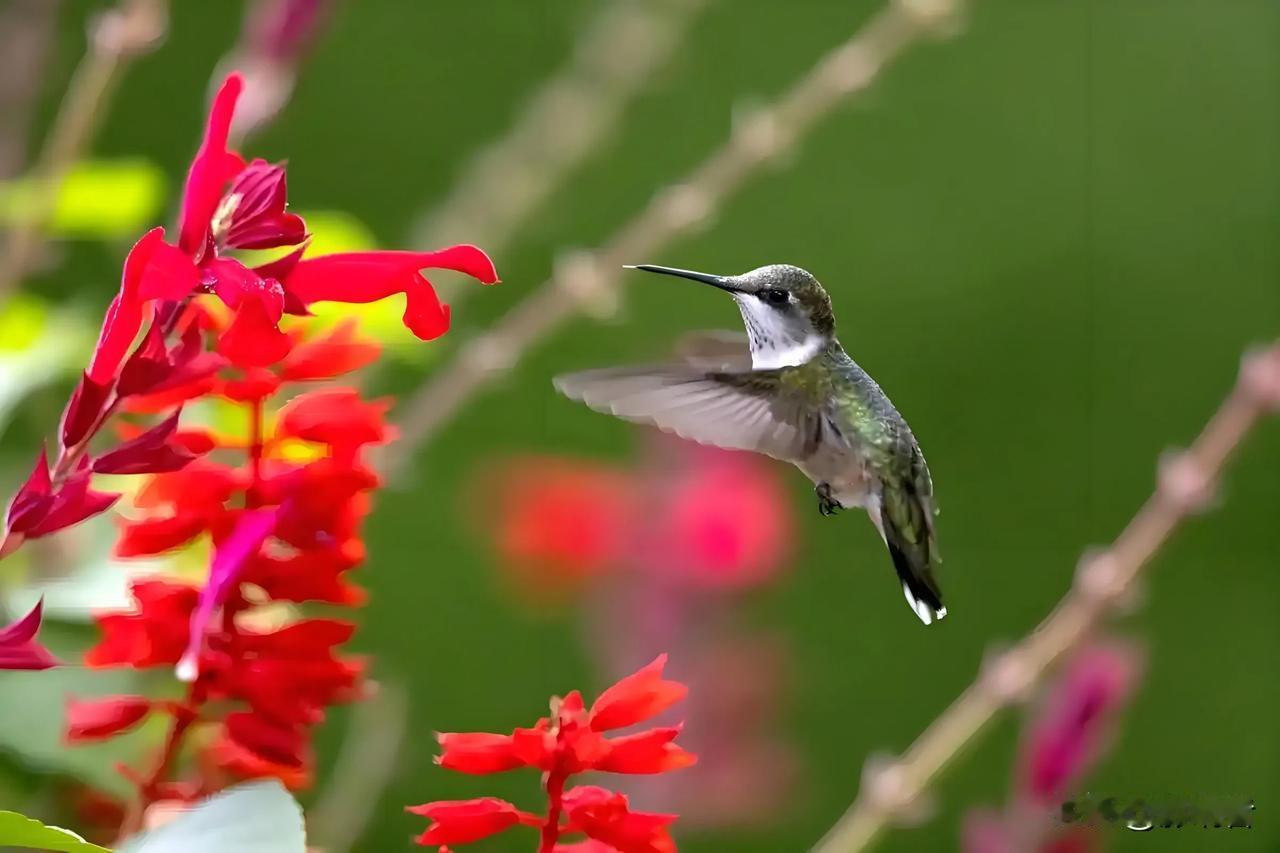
top-left (281, 246), bottom-right (498, 340)
top-left (85, 580), bottom-right (197, 669)
top-left (279, 320), bottom-right (379, 381)
top-left (0, 599), bottom-right (59, 670)
top-left (212, 159), bottom-right (306, 250)
top-left (415, 656), bottom-right (693, 850)
top-left (92, 410), bottom-right (198, 475)
top-left (178, 74), bottom-right (247, 255)
top-left (589, 654), bottom-right (688, 732)
top-left (65, 696), bottom-right (152, 741)
top-left (87, 227), bottom-right (199, 385)
top-left (492, 459), bottom-right (634, 590)
top-left (407, 798), bottom-right (538, 846)
top-left (562, 786), bottom-right (676, 853)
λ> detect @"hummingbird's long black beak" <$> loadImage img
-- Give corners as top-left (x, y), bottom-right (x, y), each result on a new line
top-left (625, 264), bottom-right (743, 293)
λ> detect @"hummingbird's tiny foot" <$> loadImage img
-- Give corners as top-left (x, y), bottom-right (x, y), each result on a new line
top-left (815, 483), bottom-right (843, 517)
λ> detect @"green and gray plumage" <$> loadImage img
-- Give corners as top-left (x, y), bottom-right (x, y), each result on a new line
top-left (554, 263), bottom-right (946, 625)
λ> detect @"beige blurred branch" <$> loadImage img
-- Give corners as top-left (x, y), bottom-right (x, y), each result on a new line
top-left (307, 681), bottom-right (410, 853)
top-left (0, 0), bottom-right (167, 305)
top-left (389, 0), bottom-right (963, 465)
top-left (410, 0), bottom-right (713, 274)
top-left (811, 342), bottom-right (1280, 853)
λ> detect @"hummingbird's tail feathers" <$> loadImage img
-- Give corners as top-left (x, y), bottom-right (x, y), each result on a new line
top-left (878, 490), bottom-right (946, 626)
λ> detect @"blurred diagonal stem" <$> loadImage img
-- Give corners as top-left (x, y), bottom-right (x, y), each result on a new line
top-left (811, 342), bottom-right (1280, 852)
top-left (389, 0), bottom-right (964, 465)
top-left (410, 0), bottom-right (713, 271)
top-left (0, 0), bottom-right (166, 305)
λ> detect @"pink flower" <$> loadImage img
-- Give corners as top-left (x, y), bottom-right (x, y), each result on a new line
top-left (1020, 643), bottom-right (1141, 805)
top-left (0, 599), bottom-right (59, 670)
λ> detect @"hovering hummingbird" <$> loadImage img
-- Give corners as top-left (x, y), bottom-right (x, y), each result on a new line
top-left (554, 263), bottom-right (946, 625)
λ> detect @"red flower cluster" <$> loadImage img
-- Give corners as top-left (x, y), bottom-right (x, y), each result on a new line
top-left (410, 655), bottom-right (695, 853)
top-left (0, 71), bottom-right (496, 561)
top-left (0, 69), bottom-right (497, 824)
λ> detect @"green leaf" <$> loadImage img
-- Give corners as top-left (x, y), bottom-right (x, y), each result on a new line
top-left (116, 781), bottom-right (305, 853)
top-left (0, 159), bottom-right (165, 238)
top-left (0, 653), bottom-right (150, 798)
top-left (0, 810), bottom-right (112, 852)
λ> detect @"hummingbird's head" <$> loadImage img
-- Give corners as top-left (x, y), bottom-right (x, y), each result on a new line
top-left (628, 263), bottom-right (835, 369)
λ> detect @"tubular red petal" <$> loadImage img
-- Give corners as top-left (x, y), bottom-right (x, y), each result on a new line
top-left (407, 797), bottom-right (531, 846)
top-left (436, 732), bottom-right (526, 774)
top-left (87, 228), bottom-right (166, 384)
top-left (588, 655), bottom-right (688, 731)
top-left (64, 695), bottom-right (152, 741)
top-left (596, 726), bottom-right (696, 775)
top-left (217, 300), bottom-right (293, 369)
top-left (178, 74), bottom-right (247, 254)
top-left (61, 372), bottom-right (115, 450)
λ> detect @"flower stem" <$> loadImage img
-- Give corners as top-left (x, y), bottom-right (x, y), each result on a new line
top-left (117, 686), bottom-right (201, 841)
top-left (538, 769), bottom-right (568, 853)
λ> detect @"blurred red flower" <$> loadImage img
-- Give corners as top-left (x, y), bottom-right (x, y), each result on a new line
top-left (488, 436), bottom-right (792, 595)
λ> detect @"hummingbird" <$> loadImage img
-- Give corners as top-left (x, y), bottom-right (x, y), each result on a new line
top-left (553, 263), bottom-right (946, 625)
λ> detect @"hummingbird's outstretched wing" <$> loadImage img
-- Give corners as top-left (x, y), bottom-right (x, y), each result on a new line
top-left (673, 329), bottom-right (752, 371)
top-left (553, 363), bottom-right (821, 462)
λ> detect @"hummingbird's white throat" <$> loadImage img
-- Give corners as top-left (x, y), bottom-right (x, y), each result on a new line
top-left (733, 294), bottom-right (827, 369)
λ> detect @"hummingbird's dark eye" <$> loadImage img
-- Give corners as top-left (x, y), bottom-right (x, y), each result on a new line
top-left (760, 289), bottom-right (790, 306)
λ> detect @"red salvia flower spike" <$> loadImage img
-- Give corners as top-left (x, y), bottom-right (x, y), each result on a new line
top-left (588, 654), bottom-right (687, 731)
top-left (93, 410), bottom-right (199, 475)
top-left (85, 579), bottom-right (198, 669)
top-left (178, 73), bottom-right (247, 255)
top-left (281, 245), bottom-right (499, 340)
top-left (176, 506), bottom-right (281, 682)
top-left (406, 798), bottom-right (539, 847)
top-left (213, 159), bottom-right (307, 250)
top-left (0, 598), bottom-right (59, 670)
top-left (64, 695), bottom-right (152, 741)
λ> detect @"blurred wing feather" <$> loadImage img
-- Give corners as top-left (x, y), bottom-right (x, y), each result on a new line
top-left (554, 365), bottom-right (816, 461)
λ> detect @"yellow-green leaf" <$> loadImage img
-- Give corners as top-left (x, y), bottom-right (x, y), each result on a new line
top-left (0, 810), bottom-right (111, 852)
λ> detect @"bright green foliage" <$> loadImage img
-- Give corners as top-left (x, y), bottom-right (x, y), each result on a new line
top-left (0, 810), bottom-right (111, 852)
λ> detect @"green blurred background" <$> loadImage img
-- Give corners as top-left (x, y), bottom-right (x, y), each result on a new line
top-left (1, 1), bottom-right (1277, 851)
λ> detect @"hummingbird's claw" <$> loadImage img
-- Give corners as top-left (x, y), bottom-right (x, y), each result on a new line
top-left (815, 483), bottom-right (843, 517)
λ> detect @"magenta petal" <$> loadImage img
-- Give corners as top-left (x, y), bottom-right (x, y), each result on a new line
top-left (61, 372), bottom-right (115, 450)
top-left (1021, 643), bottom-right (1140, 804)
top-left (4, 446), bottom-right (53, 534)
top-left (0, 599), bottom-right (60, 671)
top-left (26, 474), bottom-right (120, 538)
top-left (93, 410), bottom-right (198, 475)
top-left (176, 506), bottom-right (280, 681)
